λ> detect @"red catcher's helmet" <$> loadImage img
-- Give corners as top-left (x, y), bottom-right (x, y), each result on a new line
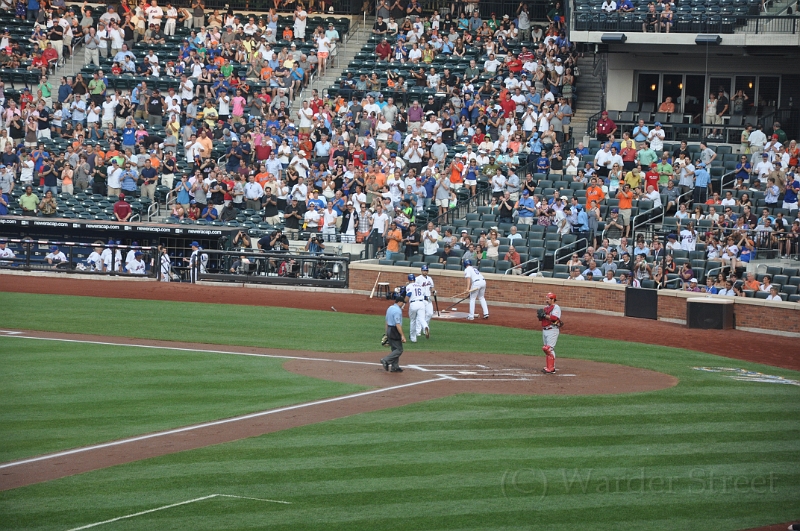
top-left (546, 292), bottom-right (557, 300)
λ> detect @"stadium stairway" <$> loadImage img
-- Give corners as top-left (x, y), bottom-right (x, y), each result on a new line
top-left (290, 18), bottom-right (371, 113)
top-left (571, 54), bottom-right (606, 142)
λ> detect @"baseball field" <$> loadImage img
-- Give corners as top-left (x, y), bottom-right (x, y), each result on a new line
top-left (0, 285), bottom-right (798, 531)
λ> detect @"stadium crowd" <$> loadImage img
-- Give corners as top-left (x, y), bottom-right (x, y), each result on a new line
top-left (0, 1), bottom-right (797, 301)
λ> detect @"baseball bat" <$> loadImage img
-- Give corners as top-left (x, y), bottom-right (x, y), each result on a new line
top-left (433, 293), bottom-right (440, 317)
top-left (448, 293), bottom-right (472, 311)
top-left (369, 272), bottom-right (381, 299)
top-left (448, 288), bottom-right (479, 310)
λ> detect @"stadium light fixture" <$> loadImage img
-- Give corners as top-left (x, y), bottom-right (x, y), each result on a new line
top-left (601, 33), bottom-right (627, 43)
top-left (695, 34), bottom-right (722, 45)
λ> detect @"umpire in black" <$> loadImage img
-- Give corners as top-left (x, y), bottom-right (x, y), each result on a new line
top-left (381, 290), bottom-right (407, 372)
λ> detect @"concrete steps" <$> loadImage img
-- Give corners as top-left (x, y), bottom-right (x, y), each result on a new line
top-left (290, 20), bottom-right (371, 113)
top-left (571, 55), bottom-right (606, 137)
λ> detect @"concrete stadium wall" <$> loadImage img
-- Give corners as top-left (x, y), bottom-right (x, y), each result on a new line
top-left (349, 263), bottom-right (800, 336)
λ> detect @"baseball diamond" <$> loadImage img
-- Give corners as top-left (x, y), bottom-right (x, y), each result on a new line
top-left (0, 275), bottom-right (798, 531)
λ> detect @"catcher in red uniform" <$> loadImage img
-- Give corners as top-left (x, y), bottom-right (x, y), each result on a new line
top-left (537, 292), bottom-right (563, 373)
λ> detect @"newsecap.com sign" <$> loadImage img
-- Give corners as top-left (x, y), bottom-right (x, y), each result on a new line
top-left (0, 217), bottom-right (226, 236)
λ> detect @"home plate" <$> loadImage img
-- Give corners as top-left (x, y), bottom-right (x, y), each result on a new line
top-left (433, 311), bottom-right (472, 319)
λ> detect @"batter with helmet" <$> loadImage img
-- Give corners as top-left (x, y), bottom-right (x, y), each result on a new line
top-left (463, 259), bottom-right (489, 320)
top-left (415, 264), bottom-right (435, 338)
top-left (405, 273), bottom-right (427, 342)
top-left (538, 292), bottom-right (563, 373)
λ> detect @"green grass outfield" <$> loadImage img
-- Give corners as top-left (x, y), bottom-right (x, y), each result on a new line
top-left (1, 292), bottom-right (799, 531)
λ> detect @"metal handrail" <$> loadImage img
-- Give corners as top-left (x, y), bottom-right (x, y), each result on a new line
top-left (589, 109), bottom-right (780, 141)
top-left (426, 184), bottom-right (492, 229)
top-left (574, 14), bottom-right (800, 34)
top-left (194, 248), bottom-right (351, 287)
top-left (505, 256), bottom-right (541, 275)
top-left (554, 235), bottom-right (589, 264)
top-left (147, 201), bottom-right (159, 221)
top-left (631, 203), bottom-right (666, 241)
top-left (165, 189), bottom-right (177, 210)
top-left (719, 169), bottom-right (738, 191)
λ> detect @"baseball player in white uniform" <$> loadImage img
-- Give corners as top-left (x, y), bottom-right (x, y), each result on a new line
top-left (185, 241), bottom-right (207, 282)
top-left (415, 264), bottom-right (435, 338)
top-left (126, 251), bottom-right (147, 275)
top-left (0, 239), bottom-right (16, 265)
top-left (157, 244), bottom-right (172, 282)
top-left (86, 242), bottom-right (105, 271)
top-left (100, 243), bottom-right (114, 272)
top-left (125, 242), bottom-right (141, 271)
top-left (405, 273), bottom-right (427, 342)
top-left (539, 292), bottom-right (562, 373)
top-left (114, 245), bottom-right (123, 273)
top-left (463, 259), bottom-right (489, 320)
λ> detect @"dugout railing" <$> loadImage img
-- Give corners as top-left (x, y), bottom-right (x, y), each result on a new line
top-left (194, 248), bottom-right (351, 288)
top-left (0, 238), bottom-right (159, 279)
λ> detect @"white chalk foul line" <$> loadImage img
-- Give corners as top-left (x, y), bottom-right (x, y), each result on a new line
top-left (0, 332), bottom-right (379, 367)
top-left (0, 377), bottom-right (448, 470)
top-left (65, 493), bottom-right (291, 531)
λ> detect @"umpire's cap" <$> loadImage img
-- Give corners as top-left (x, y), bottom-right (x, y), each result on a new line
top-left (463, 259), bottom-right (472, 266)
top-left (546, 292), bottom-right (557, 300)
top-left (407, 273), bottom-right (416, 282)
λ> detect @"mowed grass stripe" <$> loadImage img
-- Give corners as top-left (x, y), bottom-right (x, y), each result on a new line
top-left (2, 413), bottom-right (798, 531)
top-left (0, 337), bottom-right (364, 461)
top-left (2, 292), bottom-right (797, 376)
top-left (80, 490), bottom-right (796, 530)
top-left (209, 420), bottom-right (797, 449)
top-left (9, 488), bottom-right (796, 531)
top-left (66, 458), bottom-right (796, 500)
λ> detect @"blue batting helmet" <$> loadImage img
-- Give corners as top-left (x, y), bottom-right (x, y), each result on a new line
top-left (408, 273), bottom-right (416, 282)
top-left (421, 264), bottom-right (429, 271)
top-left (463, 259), bottom-right (472, 267)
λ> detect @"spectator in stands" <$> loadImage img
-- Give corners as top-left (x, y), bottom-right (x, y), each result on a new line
top-left (601, 0), bottom-right (617, 12)
top-left (764, 286), bottom-right (782, 301)
top-left (502, 245), bottom-right (520, 274)
top-left (596, 111), bottom-right (617, 142)
top-left (632, 119), bottom-right (649, 144)
top-left (757, 275), bottom-right (773, 293)
top-left (683, 277), bottom-right (701, 292)
top-left (605, 207), bottom-right (623, 245)
top-left (659, 4), bottom-right (674, 33)
top-left (657, 96), bottom-right (675, 114)
top-left (113, 193), bottom-right (132, 221)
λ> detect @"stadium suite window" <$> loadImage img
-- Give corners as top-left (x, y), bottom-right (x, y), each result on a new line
top-left (634, 72), bottom-right (781, 118)
top-left (636, 73), bottom-right (660, 108)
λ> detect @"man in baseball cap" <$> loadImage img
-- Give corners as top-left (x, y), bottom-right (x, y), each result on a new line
top-left (539, 292), bottom-right (562, 373)
top-left (417, 262), bottom-right (434, 338)
top-left (46, 245), bottom-right (67, 268)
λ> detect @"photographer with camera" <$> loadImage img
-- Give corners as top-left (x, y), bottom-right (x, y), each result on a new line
top-left (232, 230), bottom-right (252, 252)
top-left (303, 234), bottom-right (325, 278)
top-left (305, 235), bottom-right (325, 255)
top-left (258, 229), bottom-right (289, 275)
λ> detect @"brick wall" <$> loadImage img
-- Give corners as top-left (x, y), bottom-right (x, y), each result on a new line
top-left (732, 303), bottom-right (800, 335)
top-left (351, 264), bottom-right (627, 313)
top-left (350, 263), bottom-right (800, 335)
